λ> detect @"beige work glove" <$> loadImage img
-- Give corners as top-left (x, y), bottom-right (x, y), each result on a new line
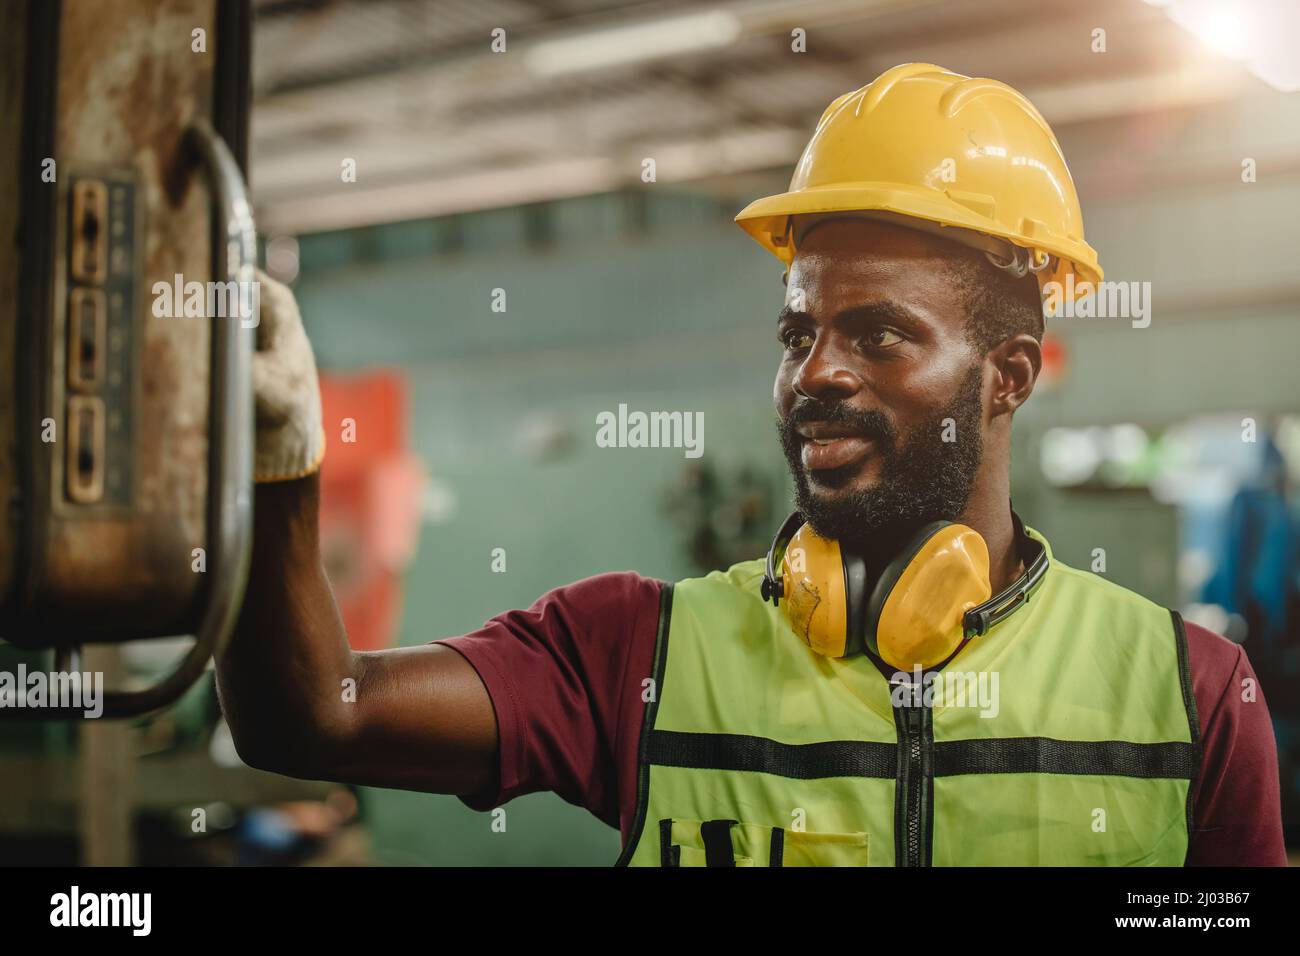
top-left (252, 269), bottom-right (325, 482)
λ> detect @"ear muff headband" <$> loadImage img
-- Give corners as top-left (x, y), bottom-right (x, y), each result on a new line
top-left (965, 514), bottom-right (1049, 636)
top-left (760, 511), bottom-right (807, 606)
top-left (841, 551), bottom-right (869, 659)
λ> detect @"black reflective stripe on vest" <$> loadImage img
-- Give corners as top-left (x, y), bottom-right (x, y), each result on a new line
top-left (933, 737), bottom-right (1198, 779)
top-left (648, 729), bottom-right (897, 778)
top-left (648, 729), bottom-right (1196, 780)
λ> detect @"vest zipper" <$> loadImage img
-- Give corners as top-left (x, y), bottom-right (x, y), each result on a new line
top-left (893, 684), bottom-right (933, 867)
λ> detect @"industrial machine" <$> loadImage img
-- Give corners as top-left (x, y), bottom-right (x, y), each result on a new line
top-left (0, 0), bottom-right (256, 718)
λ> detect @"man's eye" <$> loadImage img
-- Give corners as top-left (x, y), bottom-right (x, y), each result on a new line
top-left (865, 328), bottom-right (904, 348)
top-left (782, 329), bottom-right (813, 350)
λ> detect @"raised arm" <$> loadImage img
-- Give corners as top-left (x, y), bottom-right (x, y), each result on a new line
top-left (214, 274), bottom-right (497, 796)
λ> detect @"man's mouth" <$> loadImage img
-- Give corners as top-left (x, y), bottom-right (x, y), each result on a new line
top-left (796, 423), bottom-right (877, 472)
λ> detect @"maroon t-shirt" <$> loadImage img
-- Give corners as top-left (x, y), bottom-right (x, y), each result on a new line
top-left (438, 571), bottom-right (1287, 866)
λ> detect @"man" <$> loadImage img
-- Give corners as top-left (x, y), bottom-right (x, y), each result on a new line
top-left (218, 64), bottom-right (1285, 866)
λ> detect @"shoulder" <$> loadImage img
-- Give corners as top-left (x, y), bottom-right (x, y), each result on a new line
top-left (668, 559), bottom-right (775, 637)
top-left (1182, 618), bottom-right (1245, 677)
top-left (444, 572), bottom-right (666, 658)
top-left (1181, 618), bottom-right (1251, 731)
top-left (1046, 556), bottom-right (1169, 618)
top-left (533, 570), bottom-right (666, 616)
top-left (506, 571), bottom-right (669, 648)
top-left (673, 558), bottom-right (767, 602)
top-left (1046, 557), bottom-right (1245, 680)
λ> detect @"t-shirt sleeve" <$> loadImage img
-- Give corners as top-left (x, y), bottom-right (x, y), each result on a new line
top-left (1184, 619), bottom-right (1288, 866)
top-left (435, 571), bottom-right (664, 829)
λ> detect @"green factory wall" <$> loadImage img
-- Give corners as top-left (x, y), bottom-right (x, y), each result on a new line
top-left (290, 157), bottom-right (1300, 863)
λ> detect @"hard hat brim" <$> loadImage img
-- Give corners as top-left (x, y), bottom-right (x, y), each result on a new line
top-left (735, 182), bottom-right (1103, 291)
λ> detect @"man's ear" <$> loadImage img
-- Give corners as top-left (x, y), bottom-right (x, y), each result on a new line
top-left (987, 333), bottom-right (1041, 418)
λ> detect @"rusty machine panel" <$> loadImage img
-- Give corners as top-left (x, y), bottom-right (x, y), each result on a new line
top-left (0, 0), bottom-right (254, 717)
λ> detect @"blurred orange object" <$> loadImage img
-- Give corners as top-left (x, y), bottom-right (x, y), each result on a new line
top-left (318, 371), bottom-right (425, 651)
top-left (1039, 333), bottom-right (1069, 390)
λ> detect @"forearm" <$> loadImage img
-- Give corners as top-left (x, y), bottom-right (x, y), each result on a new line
top-left (215, 472), bottom-right (358, 774)
top-left (216, 273), bottom-right (498, 795)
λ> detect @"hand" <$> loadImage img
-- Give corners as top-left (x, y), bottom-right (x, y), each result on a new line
top-left (252, 269), bottom-right (325, 482)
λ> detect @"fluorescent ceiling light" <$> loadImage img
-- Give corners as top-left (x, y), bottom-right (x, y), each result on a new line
top-left (525, 9), bottom-right (742, 78)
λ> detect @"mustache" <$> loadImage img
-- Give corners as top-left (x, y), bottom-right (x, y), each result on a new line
top-left (781, 398), bottom-right (896, 446)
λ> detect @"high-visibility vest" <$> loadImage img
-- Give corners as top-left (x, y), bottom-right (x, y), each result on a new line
top-left (618, 528), bottom-right (1199, 866)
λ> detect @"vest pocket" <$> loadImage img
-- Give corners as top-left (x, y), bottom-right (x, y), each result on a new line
top-left (672, 845), bottom-right (756, 867)
top-left (660, 818), bottom-right (869, 867)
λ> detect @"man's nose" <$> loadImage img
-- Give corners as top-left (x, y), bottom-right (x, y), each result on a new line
top-left (791, 340), bottom-right (862, 400)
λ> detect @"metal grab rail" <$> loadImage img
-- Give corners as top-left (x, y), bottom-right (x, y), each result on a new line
top-left (1, 120), bottom-right (254, 720)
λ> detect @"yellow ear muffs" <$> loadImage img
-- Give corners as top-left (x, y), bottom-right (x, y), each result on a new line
top-left (764, 510), bottom-right (1046, 670)
top-left (866, 523), bottom-right (991, 671)
top-left (776, 522), bottom-right (849, 657)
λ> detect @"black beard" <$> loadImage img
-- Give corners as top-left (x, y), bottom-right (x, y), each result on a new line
top-left (776, 365), bottom-right (985, 554)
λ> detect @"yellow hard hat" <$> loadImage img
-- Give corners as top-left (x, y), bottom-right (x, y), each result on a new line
top-left (735, 63), bottom-right (1102, 295)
